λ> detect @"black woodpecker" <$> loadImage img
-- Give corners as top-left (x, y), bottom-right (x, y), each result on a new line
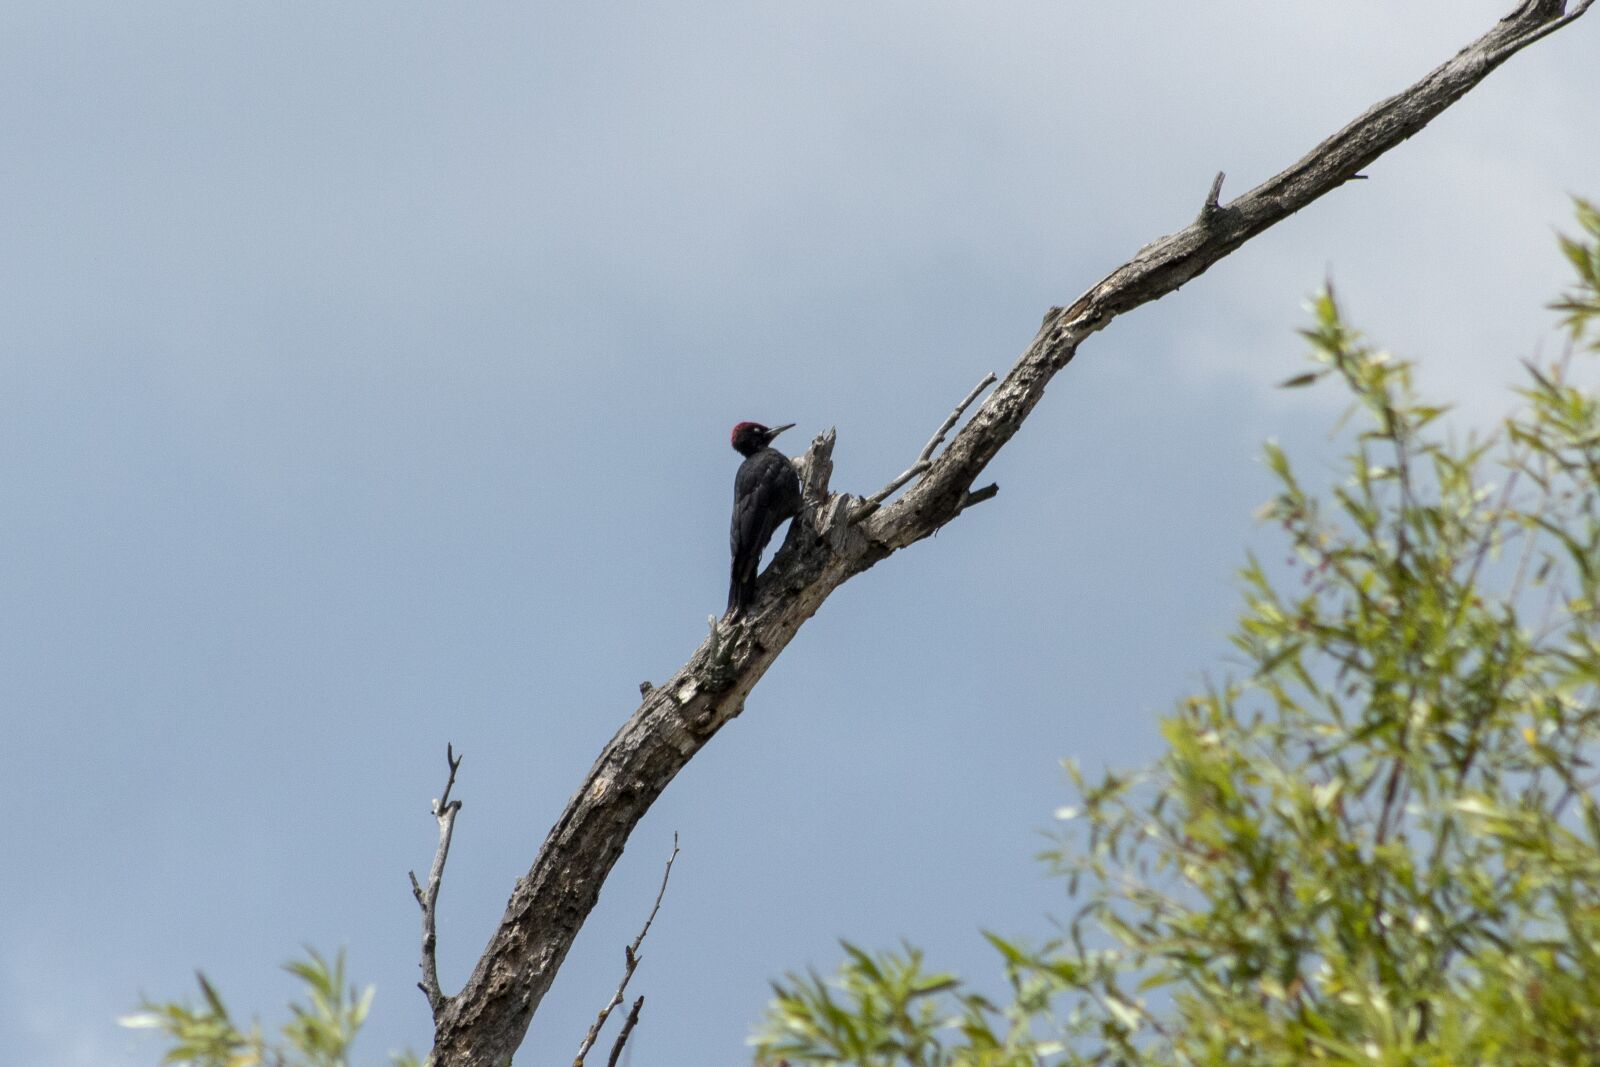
top-left (727, 421), bottom-right (802, 618)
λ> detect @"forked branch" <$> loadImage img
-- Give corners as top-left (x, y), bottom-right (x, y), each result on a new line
top-left (573, 834), bottom-right (680, 1066)
top-left (853, 372), bottom-right (997, 522)
top-left (409, 743), bottom-right (463, 1018)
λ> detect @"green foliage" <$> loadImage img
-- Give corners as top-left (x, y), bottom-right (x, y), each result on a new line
top-left (121, 948), bottom-right (419, 1067)
top-left (754, 941), bottom-right (1046, 1066)
top-left (753, 202), bottom-right (1600, 1065)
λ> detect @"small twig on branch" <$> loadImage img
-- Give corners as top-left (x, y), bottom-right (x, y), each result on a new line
top-left (1196, 171), bottom-right (1227, 225)
top-left (852, 372), bottom-right (997, 522)
top-left (573, 834), bottom-right (680, 1066)
top-left (410, 743), bottom-right (463, 1018)
top-left (917, 372), bottom-right (999, 466)
top-left (606, 997), bottom-right (644, 1067)
top-left (961, 483), bottom-right (1000, 512)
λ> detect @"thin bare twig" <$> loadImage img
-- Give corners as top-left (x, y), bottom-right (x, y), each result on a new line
top-left (573, 834), bottom-right (680, 1067)
top-left (852, 372), bottom-right (997, 522)
top-left (410, 743), bottom-right (463, 1017)
top-left (917, 372), bottom-right (999, 466)
top-left (606, 997), bottom-right (644, 1067)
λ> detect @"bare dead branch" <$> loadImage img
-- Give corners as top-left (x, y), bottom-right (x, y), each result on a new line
top-left (852, 372), bottom-right (997, 522)
top-left (573, 834), bottom-right (679, 1067)
top-left (917, 372), bottom-right (999, 466)
top-left (606, 997), bottom-right (644, 1067)
top-left (427, 5), bottom-right (1594, 1063)
top-left (410, 743), bottom-right (462, 1019)
top-left (861, 0), bottom-right (1598, 558)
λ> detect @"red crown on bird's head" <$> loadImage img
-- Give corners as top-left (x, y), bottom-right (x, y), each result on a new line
top-left (730, 421), bottom-right (766, 447)
top-left (730, 420), bottom-right (795, 455)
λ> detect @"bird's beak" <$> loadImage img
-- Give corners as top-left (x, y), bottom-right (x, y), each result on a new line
top-left (767, 423), bottom-right (796, 440)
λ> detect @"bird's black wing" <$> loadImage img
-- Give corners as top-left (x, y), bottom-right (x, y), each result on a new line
top-left (728, 449), bottom-right (802, 614)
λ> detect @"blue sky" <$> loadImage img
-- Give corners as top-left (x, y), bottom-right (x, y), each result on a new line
top-left (4, 2), bottom-right (1597, 1063)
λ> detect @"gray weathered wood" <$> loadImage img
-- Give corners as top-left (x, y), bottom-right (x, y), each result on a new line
top-left (425, 3), bottom-right (1594, 1062)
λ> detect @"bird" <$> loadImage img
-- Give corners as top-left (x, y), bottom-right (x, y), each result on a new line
top-left (727, 421), bottom-right (802, 618)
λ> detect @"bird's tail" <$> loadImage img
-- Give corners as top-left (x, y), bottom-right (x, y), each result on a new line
top-left (727, 561), bottom-right (758, 617)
